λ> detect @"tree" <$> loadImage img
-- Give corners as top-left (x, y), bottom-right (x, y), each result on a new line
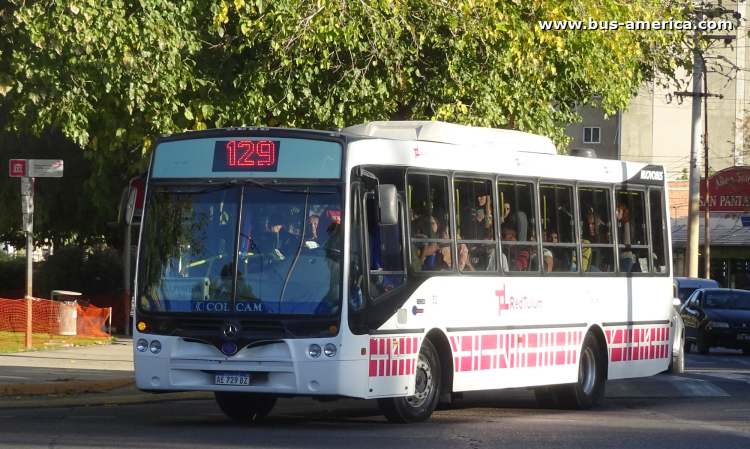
top-left (0, 0), bottom-right (694, 236)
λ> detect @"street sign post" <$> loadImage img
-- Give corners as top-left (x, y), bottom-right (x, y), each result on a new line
top-left (20, 177), bottom-right (33, 196)
top-left (28, 159), bottom-right (63, 177)
top-left (21, 195), bottom-right (33, 214)
top-left (9, 158), bottom-right (63, 349)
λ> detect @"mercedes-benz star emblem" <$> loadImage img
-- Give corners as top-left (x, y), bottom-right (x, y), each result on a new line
top-left (223, 323), bottom-right (238, 339)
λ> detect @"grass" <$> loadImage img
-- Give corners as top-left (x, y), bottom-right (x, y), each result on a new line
top-left (0, 331), bottom-right (114, 353)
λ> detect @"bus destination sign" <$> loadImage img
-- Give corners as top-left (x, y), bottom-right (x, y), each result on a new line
top-left (212, 140), bottom-right (280, 172)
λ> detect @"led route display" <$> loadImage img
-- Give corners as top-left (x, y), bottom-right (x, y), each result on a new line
top-left (212, 140), bottom-right (280, 172)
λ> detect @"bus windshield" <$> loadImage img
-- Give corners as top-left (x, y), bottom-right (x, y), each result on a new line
top-left (138, 185), bottom-right (342, 315)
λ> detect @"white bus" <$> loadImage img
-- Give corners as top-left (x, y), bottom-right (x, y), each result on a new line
top-left (132, 121), bottom-right (674, 423)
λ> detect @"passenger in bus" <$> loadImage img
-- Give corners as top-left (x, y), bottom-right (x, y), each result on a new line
top-left (616, 201), bottom-right (635, 272)
top-left (431, 215), bottom-right (452, 271)
top-left (410, 216), bottom-right (429, 272)
top-left (548, 231), bottom-right (572, 271)
top-left (501, 224), bottom-right (529, 271)
top-left (529, 229), bottom-right (553, 272)
top-left (582, 211), bottom-right (604, 272)
top-left (475, 188), bottom-right (493, 240)
top-left (503, 201), bottom-right (527, 243)
top-left (305, 215), bottom-right (321, 243)
top-left (438, 226), bottom-right (474, 272)
top-left (265, 212), bottom-right (299, 261)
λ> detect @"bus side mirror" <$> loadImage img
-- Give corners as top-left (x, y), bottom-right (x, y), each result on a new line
top-left (118, 186), bottom-right (138, 226)
top-left (378, 184), bottom-right (398, 226)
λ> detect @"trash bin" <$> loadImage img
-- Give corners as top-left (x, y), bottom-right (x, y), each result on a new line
top-left (51, 290), bottom-right (82, 336)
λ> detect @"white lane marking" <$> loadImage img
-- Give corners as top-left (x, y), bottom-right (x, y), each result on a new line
top-left (668, 378), bottom-right (729, 396)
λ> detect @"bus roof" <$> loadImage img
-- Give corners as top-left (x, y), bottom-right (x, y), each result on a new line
top-left (343, 121), bottom-right (557, 155)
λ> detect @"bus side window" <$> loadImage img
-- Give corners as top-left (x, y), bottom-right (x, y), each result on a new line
top-left (366, 193), bottom-right (405, 299)
top-left (349, 184), bottom-right (365, 312)
top-left (616, 188), bottom-right (649, 274)
top-left (649, 188), bottom-right (668, 274)
top-left (454, 177), bottom-right (496, 272)
top-left (408, 173), bottom-right (452, 273)
top-left (539, 183), bottom-right (577, 273)
top-left (498, 178), bottom-right (537, 273)
top-left (578, 186), bottom-right (615, 273)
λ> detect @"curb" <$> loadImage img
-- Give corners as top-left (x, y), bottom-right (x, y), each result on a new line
top-left (0, 378), bottom-right (135, 397)
top-left (0, 391), bottom-right (214, 410)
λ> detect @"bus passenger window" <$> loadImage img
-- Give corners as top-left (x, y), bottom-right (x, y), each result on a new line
top-left (408, 173), bottom-right (452, 273)
top-left (366, 193), bottom-right (405, 298)
top-left (539, 183), bottom-right (578, 273)
top-left (578, 186), bottom-right (615, 273)
top-left (498, 179), bottom-right (537, 273)
top-left (454, 177), bottom-right (496, 272)
top-left (616, 189), bottom-right (649, 273)
top-left (649, 189), bottom-right (668, 274)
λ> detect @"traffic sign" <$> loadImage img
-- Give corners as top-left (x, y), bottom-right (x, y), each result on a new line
top-left (9, 159), bottom-right (27, 177)
top-left (29, 159), bottom-right (63, 177)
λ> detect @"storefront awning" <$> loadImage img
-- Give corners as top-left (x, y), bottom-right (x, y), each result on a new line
top-left (671, 214), bottom-right (750, 246)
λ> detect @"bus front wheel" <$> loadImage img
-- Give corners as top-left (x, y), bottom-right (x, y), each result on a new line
top-left (557, 332), bottom-right (605, 410)
top-left (378, 338), bottom-right (441, 423)
top-left (214, 392), bottom-right (277, 421)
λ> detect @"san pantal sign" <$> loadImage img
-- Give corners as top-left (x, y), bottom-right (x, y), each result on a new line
top-left (700, 167), bottom-right (750, 212)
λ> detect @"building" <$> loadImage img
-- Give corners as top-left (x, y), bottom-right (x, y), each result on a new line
top-left (565, 3), bottom-right (750, 285)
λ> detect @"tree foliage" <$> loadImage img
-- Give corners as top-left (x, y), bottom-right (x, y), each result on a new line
top-left (0, 0), bottom-right (694, 240)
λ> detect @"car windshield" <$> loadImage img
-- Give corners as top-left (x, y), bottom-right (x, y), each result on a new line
top-left (703, 291), bottom-right (750, 310)
top-left (138, 185), bottom-right (342, 315)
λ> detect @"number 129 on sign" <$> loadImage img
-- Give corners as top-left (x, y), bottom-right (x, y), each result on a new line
top-left (212, 140), bottom-right (280, 172)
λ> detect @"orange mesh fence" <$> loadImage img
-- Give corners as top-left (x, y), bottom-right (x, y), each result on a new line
top-left (0, 297), bottom-right (111, 352)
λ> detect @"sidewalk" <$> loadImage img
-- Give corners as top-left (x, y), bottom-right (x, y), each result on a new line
top-left (0, 336), bottom-right (211, 409)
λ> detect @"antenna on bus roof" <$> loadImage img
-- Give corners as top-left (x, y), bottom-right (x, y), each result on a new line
top-left (342, 120), bottom-right (557, 155)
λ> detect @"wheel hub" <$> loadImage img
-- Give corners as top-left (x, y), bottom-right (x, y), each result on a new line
top-left (407, 354), bottom-right (433, 407)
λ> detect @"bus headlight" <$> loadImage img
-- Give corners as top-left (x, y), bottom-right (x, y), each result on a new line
top-left (308, 344), bottom-right (322, 358)
top-left (136, 339), bottom-right (148, 352)
top-left (149, 340), bottom-right (162, 354)
top-left (324, 343), bottom-right (337, 357)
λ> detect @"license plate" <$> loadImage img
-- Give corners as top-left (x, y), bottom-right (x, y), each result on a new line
top-left (215, 373), bottom-right (250, 386)
top-left (737, 334), bottom-right (750, 341)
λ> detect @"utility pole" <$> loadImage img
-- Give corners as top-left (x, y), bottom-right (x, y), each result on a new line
top-left (736, 1), bottom-right (747, 166)
top-left (704, 73), bottom-right (710, 279)
top-left (685, 19), bottom-right (703, 279)
top-left (680, 6), bottom-right (736, 278)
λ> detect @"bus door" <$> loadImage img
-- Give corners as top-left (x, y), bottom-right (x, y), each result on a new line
top-left (357, 178), bottom-right (413, 397)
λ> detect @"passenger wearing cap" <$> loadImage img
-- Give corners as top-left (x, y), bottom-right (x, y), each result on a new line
top-left (266, 212), bottom-right (298, 261)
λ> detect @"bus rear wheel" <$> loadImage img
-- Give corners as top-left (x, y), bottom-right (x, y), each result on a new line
top-left (557, 332), bottom-right (605, 410)
top-left (378, 339), bottom-right (441, 423)
top-left (214, 392), bottom-right (277, 421)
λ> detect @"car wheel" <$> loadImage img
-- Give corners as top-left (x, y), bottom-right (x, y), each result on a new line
top-left (684, 341), bottom-right (693, 354)
top-left (556, 332), bottom-right (605, 410)
top-left (214, 392), bottom-right (277, 421)
top-left (667, 337), bottom-right (685, 374)
top-left (378, 339), bottom-right (441, 423)
top-left (697, 331), bottom-right (710, 355)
